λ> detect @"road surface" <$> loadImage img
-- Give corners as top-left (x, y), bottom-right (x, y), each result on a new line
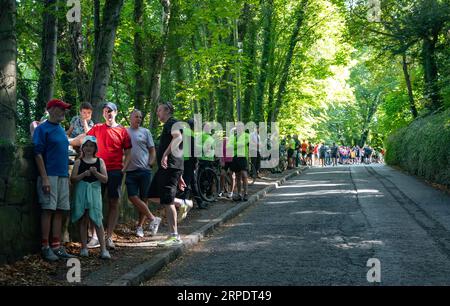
top-left (144, 164), bottom-right (450, 285)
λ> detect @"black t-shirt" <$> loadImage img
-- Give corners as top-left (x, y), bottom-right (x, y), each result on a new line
top-left (331, 146), bottom-right (338, 155)
top-left (157, 117), bottom-right (184, 170)
top-left (79, 158), bottom-right (101, 183)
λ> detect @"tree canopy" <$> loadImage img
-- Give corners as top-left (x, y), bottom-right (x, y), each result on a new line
top-left (1, 0), bottom-right (449, 148)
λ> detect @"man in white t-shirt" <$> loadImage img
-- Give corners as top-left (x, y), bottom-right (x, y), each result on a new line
top-left (125, 109), bottom-right (161, 237)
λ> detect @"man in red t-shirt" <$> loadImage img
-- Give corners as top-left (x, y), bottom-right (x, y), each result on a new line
top-left (86, 102), bottom-right (132, 249)
top-left (301, 139), bottom-right (308, 164)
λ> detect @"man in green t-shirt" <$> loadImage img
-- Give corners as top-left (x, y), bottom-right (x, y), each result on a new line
top-left (286, 135), bottom-right (296, 169)
top-left (229, 127), bottom-right (250, 201)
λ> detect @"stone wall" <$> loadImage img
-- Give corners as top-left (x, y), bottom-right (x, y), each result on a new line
top-left (0, 143), bottom-right (142, 264)
top-left (0, 144), bottom-right (40, 264)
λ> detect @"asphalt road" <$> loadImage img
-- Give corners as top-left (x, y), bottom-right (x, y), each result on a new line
top-left (144, 164), bottom-right (450, 285)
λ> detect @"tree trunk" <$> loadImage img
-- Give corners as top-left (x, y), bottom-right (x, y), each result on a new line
top-left (69, 20), bottom-right (90, 104)
top-left (254, 0), bottom-right (273, 124)
top-left (422, 34), bottom-right (441, 111)
top-left (0, 0), bottom-right (17, 143)
top-left (149, 0), bottom-right (171, 131)
top-left (359, 93), bottom-right (381, 147)
top-left (90, 0), bottom-right (124, 123)
top-left (266, 78), bottom-right (276, 126)
top-left (170, 0), bottom-right (186, 111)
top-left (133, 0), bottom-right (145, 111)
top-left (94, 0), bottom-right (101, 57)
top-left (242, 4), bottom-right (257, 123)
top-left (208, 91), bottom-right (215, 122)
top-left (59, 29), bottom-right (78, 118)
top-left (17, 68), bottom-right (32, 137)
top-left (265, 28), bottom-right (277, 126)
top-left (216, 68), bottom-right (234, 127)
top-left (401, 53), bottom-right (418, 118)
top-left (57, 13), bottom-right (79, 118)
top-left (271, 0), bottom-right (308, 122)
top-left (36, 0), bottom-right (58, 120)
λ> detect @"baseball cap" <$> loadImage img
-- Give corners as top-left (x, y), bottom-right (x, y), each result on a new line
top-left (46, 99), bottom-right (71, 110)
top-left (82, 135), bottom-right (97, 146)
top-left (103, 102), bottom-right (118, 112)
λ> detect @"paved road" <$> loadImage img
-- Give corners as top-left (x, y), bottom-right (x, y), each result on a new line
top-left (144, 164), bottom-right (450, 285)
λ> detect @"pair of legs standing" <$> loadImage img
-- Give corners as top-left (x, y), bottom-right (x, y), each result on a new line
top-left (147, 168), bottom-right (193, 247)
top-left (38, 176), bottom-right (75, 261)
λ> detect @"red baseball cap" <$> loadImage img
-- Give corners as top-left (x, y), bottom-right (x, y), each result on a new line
top-left (46, 99), bottom-right (71, 110)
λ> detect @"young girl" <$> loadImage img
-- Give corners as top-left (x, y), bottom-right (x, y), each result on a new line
top-left (71, 136), bottom-right (111, 259)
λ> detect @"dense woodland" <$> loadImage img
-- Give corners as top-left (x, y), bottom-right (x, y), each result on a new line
top-left (1, 0), bottom-right (449, 149)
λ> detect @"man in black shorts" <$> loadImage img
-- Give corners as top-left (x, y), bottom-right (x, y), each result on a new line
top-left (330, 142), bottom-right (338, 166)
top-left (147, 102), bottom-right (193, 247)
top-left (230, 127), bottom-right (250, 202)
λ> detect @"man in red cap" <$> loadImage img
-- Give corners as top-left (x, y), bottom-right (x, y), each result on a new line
top-left (33, 99), bottom-right (76, 261)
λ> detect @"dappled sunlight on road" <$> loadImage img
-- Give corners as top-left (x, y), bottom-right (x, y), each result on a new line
top-left (264, 200), bottom-right (300, 205)
top-left (320, 236), bottom-right (384, 250)
top-left (253, 181), bottom-right (277, 186)
top-left (271, 189), bottom-right (383, 197)
top-left (291, 210), bottom-right (343, 215)
top-left (277, 183), bottom-right (351, 188)
top-left (222, 222), bottom-right (254, 228)
top-left (273, 190), bottom-right (357, 197)
top-left (305, 171), bottom-right (350, 175)
top-left (195, 218), bottom-right (224, 223)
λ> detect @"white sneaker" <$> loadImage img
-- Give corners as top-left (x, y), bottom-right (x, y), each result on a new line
top-left (106, 237), bottom-right (116, 249)
top-left (136, 226), bottom-right (144, 238)
top-left (87, 237), bottom-right (100, 249)
top-left (149, 217), bottom-right (162, 236)
top-left (227, 192), bottom-right (233, 199)
top-left (79, 248), bottom-right (89, 257)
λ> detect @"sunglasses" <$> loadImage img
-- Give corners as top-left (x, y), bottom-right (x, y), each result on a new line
top-left (163, 102), bottom-right (174, 112)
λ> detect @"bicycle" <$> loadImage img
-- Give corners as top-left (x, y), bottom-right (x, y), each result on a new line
top-left (270, 147), bottom-right (288, 173)
top-left (196, 159), bottom-right (220, 202)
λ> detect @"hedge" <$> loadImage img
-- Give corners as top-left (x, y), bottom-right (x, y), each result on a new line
top-left (385, 108), bottom-right (450, 187)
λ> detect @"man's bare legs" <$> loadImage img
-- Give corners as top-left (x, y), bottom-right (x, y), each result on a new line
top-left (128, 195), bottom-right (157, 228)
top-left (235, 171), bottom-right (242, 195)
top-left (41, 210), bottom-right (52, 248)
top-left (148, 197), bottom-right (177, 235)
top-left (41, 210), bottom-right (62, 248)
top-left (106, 198), bottom-right (120, 239)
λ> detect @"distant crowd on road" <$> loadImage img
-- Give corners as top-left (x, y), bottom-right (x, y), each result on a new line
top-left (281, 135), bottom-right (384, 168)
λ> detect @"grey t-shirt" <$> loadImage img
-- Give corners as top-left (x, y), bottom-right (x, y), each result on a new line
top-left (126, 127), bottom-right (155, 171)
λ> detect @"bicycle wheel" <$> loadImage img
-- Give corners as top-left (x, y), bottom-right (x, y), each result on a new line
top-left (223, 171), bottom-right (234, 194)
top-left (197, 167), bottom-right (220, 202)
top-left (279, 157), bottom-right (287, 172)
top-left (248, 161), bottom-right (257, 185)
